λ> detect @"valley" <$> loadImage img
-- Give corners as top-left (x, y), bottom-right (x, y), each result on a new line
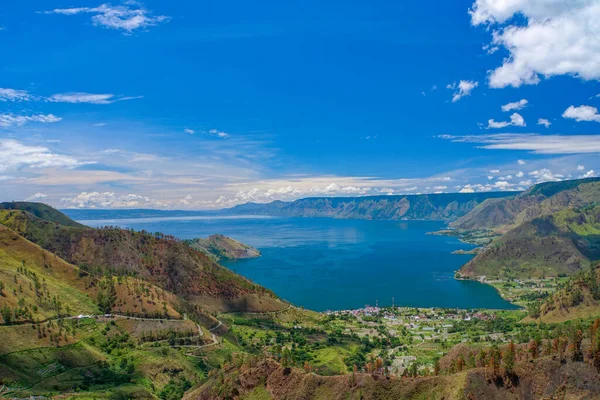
top-left (1, 179), bottom-right (600, 399)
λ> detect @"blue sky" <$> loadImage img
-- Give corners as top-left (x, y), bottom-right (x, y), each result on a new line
top-left (1, 0), bottom-right (600, 208)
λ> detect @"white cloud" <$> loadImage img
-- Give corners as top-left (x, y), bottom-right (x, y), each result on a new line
top-left (440, 133), bottom-right (600, 154)
top-left (537, 118), bottom-right (551, 128)
top-left (447, 80), bottom-right (479, 102)
top-left (501, 99), bottom-right (528, 112)
top-left (580, 169), bottom-right (596, 179)
top-left (0, 113), bottom-right (62, 127)
top-left (489, 169), bottom-right (500, 173)
top-left (516, 171), bottom-right (524, 178)
top-left (61, 192), bottom-right (169, 208)
top-left (487, 112), bottom-right (526, 129)
top-left (577, 165), bottom-right (585, 171)
top-left (184, 128), bottom-right (195, 134)
top-left (0, 139), bottom-right (85, 172)
top-left (44, 3), bottom-right (170, 33)
top-left (529, 168), bottom-right (564, 183)
top-left (471, 0), bottom-right (600, 88)
top-left (0, 88), bottom-right (33, 102)
top-left (208, 129), bottom-right (230, 138)
top-left (517, 159), bottom-right (526, 165)
top-left (48, 92), bottom-right (141, 104)
top-left (24, 193), bottom-right (48, 202)
top-left (562, 105), bottom-right (600, 123)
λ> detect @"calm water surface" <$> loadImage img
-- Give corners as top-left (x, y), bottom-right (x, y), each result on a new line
top-left (67, 211), bottom-right (516, 312)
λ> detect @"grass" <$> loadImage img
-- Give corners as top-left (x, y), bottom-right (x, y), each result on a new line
top-left (0, 224), bottom-right (99, 323)
top-left (242, 386), bottom-right (272, 400)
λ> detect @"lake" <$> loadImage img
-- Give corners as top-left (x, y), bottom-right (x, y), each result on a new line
top-left (65, 210), bottom-right (517, 312)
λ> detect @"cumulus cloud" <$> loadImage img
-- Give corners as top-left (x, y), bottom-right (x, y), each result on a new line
top-left (471, 0), bottom-right (600, 88)
top-left (562, 105), bottom-right (600, 123)
top-left (447, 80), bottom-right (479, 102)
top-left (43, 3), bottom-right (170, 33)
top-left (0, 113), bottom-right (62, 127)
top-left (48, 92), bottom-right (142, 104)
top-left (440, 133), bottom-right (600, 154)
top-left (184, 128), bottom-right (195, 134)
top-left (537, 118), bottom-right (551, 128)
top-left (577, 165), bottom-right (585, 171)
top-left (24, 193), bottom-right (48, 202)
top-left (580, 169), bottom-right (596, 179)
top-left (487, 112), bottom-right (526, 129)
top-left (517, 159), bottom-right (526, 165)
top-left (0, 139), bottom-right (85, 172)
top-left (529, 168), bottom-right (564, 183)
top-left (501, 99), bottom-right (528, 112)
top-left (61, 192), bottom-right (170, 208)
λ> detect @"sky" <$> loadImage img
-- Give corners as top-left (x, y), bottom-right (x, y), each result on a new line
top-left (1, 0), bottom-right (600, 209)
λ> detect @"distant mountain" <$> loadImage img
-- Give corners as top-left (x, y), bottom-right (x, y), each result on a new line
top-left (458, 204), bottom-right (600, 279)
top-left (224, 192), bottom-right (517, 221)
top-left (186, 234), bottom-right (260, 261)
top-left (451, 178), bottom-right (600, 232)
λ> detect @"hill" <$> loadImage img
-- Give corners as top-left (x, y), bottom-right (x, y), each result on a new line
top-left (0, 208), bottom-right (283, 313)
top-left (185, 351), bottom-right (600, 400)
top-left (224, 192), bottom-right (516, 221)
top-left (0, 201), bottom-right (86, 228)
top-left (186, 234), bottom-right (260, 261)
top-left (0, 224), bottom-right (98, 324)
top-left (527, 264), bottom-right (600, 323)
top-left (451, 178), bottom-right (600, 232)
top-left (458, 205), bottom-right (600, 279)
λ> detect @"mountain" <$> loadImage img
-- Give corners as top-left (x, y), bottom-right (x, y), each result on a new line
top-left (225, 192), bottom-right (516, 221)
top-left (0, 201), bottom-right (87, 228)
top-left (451, 178), bottom-right (600, 232)
top-left (0, 207), bottom-right (283, 313)
top-left (458, 204), bottom-right (600, 279)
top-left (185, 234), bottom-right (260, 261)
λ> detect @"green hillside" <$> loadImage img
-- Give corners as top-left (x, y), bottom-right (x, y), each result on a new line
top-left (527, 265), bottom-right (600, 323)
top-left (451, 178), bottom-right (600, 232)
top-left (0, 224), bottom-right (98, 324)
top-left (0, 208), bottom-right (283, 313)
top-left (0, 201), bottom-right (87, 228)
top-left (458, 205), bottom-right (600, 279)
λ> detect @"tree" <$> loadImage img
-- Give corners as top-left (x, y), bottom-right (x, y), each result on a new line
top-left (0, 305), bottom-right (12, 325)
top-left (572, 329), bottom-right (583, 362)
top-left (488, 345), bottom-right (502, 378)
top-left (503, 341), bottom-right (515, 375)
top-left (528, 340), bottom-right (539, 360)
top-left (0, 281), bottom-right (5, 296)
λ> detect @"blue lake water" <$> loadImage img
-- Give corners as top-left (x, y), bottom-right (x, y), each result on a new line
top-left (66, 211), bottom-right (517, 312)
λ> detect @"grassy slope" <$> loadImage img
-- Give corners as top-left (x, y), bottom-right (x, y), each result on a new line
top-left (0, 209), bottom-right (285, 313)
top-left (0, 201), bottom-right (86, 228)
top-left (0, 224), bottom-right (99, 323)
top-left (529, 266), bottom-right (600, 323)
top-left (451, 178), bottom-right (600, 232)
top-left (459, 205), bottom-right (600, 279)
